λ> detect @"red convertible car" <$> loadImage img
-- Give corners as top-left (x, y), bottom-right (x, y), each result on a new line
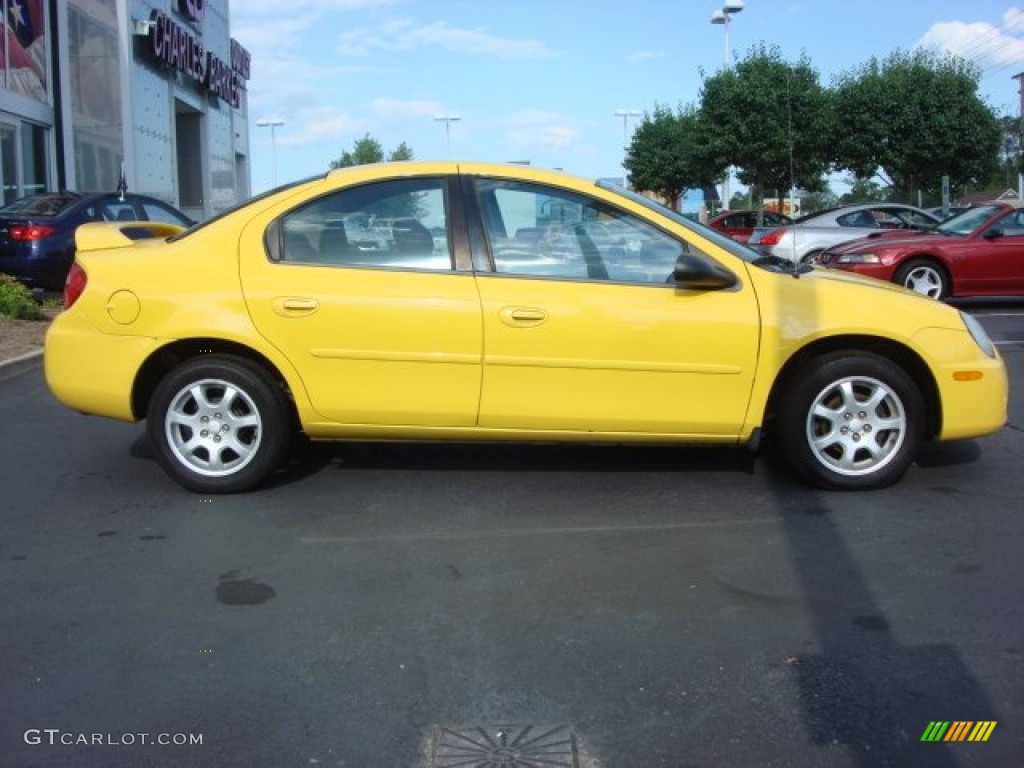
top-left (818, 201), bottom-right (1024, 299)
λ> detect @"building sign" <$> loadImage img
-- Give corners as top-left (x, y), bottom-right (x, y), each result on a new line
top-left (144, 10), bottom-right (251, 109)
top-left (178, 0), bottom-right (205, 22)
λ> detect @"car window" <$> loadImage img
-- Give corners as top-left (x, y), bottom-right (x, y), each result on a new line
top-left (102, 201), bottom-right (137, 221)
top-left (274, 178), bottom-right (451, 271)
top-left (141, 200), bottom-right (191, 227)
top-left (939, 205), bottom-right (1001, 235)
top-left (0, 193), bottom-right (81, 216)
top-left (474, 178), bottom-right (686, 284)
top-left (836, 210), bottom-right (878, 228)
top-left (890, 209), bottom-right (934, 228)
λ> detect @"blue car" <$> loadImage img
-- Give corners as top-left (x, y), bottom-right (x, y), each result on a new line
top-left (0, 192), bottom-right (193, 291)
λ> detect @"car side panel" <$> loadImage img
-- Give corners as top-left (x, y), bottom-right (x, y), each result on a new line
top-left (960, 232), bottom-right (1024, 295)
top-left (475, 275), bottom-right (761, 435)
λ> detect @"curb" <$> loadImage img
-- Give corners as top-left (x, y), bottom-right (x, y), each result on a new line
top-left (0, 349), bottom-right (43, 380)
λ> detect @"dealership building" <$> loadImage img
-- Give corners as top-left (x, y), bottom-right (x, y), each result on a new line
top-left (0, 0), bottom-right (251, 221)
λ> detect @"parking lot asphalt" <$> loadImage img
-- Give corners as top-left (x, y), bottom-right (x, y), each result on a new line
top-left (1, 306), bottom-right (1022, 767)
top-left (0, 348), bottom-right (42, 382)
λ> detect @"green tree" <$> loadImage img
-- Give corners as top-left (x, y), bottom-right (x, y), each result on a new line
top-left (698, 45), bottom-right (833, 206)
top-left (329, 134), bottom-right (414, 169)
top-left (831, 50), bottom-right (1001, 202)
top-left (389, 141), bottom-right (414, 162)
top-left (840, 176), bottom-right (889, 204)
top-left (798, 186), bottom-right (839, 214)
top-left (625, 104), bottom-right (722, 207)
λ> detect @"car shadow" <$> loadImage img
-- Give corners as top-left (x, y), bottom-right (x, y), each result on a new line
top-left (268, 440), bottom-right (759, 485)
top-left (130, 430), bottom-right (989, 492)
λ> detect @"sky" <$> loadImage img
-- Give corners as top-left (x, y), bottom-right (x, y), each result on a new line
top-left (230, 1), bottom-right (1024, 195)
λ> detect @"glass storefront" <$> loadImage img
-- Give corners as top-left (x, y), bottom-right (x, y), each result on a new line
top-left (1, 0), bottom-right (49, 103)
top-left (0, 122), bottom-right (15, 204)
top-left (0, 1), bottom-right (248, 211)
top-left (69, 0), bottom-right (122, 193)
top-left (0, 0), bottom-right (50, 202)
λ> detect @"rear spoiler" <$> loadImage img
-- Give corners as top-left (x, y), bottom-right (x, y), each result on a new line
top-left (75, 221), bottom-right (186, 253)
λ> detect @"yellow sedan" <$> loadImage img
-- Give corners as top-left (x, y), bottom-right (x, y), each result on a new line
top-left (44, 162), bottom-right (1007, 493)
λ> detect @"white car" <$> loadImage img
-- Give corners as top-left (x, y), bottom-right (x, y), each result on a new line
top-left (748, 203), bottom-right (940, 264)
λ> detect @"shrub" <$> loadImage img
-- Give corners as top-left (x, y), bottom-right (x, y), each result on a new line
top-left (0, 274), bottom-right (42, 320)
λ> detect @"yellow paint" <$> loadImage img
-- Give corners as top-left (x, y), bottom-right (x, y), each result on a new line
top-left (44, 161), bottom-right (1008, 451)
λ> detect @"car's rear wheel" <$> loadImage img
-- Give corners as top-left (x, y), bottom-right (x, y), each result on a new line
top-left (801, 249), bottom-right (823, 265)
top-left (894, 259), bottom-right (948, 299)
top-left (777, 353), bottom-right (924, 490)
top-left (147, 355), bottom-right (292, 493)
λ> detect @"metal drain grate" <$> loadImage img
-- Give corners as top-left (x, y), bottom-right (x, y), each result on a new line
top-left (428, 724), bottom-right (578, 767)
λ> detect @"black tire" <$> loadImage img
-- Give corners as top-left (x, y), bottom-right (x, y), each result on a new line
top-left (894, 259), bottom-right (949, 300)
top-left (777, 352), bottom-right (925, 490)
top-left (147, 355), bottom-right (292, 493)
top-left (801, 249), bottom-right (823, 265)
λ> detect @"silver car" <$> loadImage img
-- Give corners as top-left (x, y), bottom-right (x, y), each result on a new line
top-left (748, 203), bottom-right (940, 264)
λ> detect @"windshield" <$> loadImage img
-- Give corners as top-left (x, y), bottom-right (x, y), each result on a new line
top-left (0, 193), bottom-right (81, 217)
top-left (596, 180), bottom-right (768, 265)
top-left (935, 205), bottom-right (1003, 236)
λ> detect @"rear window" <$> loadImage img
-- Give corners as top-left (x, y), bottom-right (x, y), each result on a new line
top-left (0, 194), bottom-right (81, 217)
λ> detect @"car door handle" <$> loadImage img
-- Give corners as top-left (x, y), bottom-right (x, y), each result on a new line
top-left (499, 307), bottom-right (548, 327)
top-left (272, 297), bottom-right (319, 316)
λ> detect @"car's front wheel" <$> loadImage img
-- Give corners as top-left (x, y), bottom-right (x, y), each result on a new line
top-left (894, 259), bottom-right (948, 299)
top-left (777, 353), bottom-right (925, 490)
top-left (147, 355), bottom-right (293, 493)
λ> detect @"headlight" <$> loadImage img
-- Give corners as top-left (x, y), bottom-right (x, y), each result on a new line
top-left (960, 311), bottom-right (997, 358)
top-left (836, 252), bottom-right (881, 264)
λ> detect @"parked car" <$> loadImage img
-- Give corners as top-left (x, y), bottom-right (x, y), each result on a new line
top-left (45, 162), bottom-right (1006, 493)
top-left (925, 205), bottom-right (970, 221)
top-left (0, 191), bottom-right (193, 291)
top-left (709, 209), bottom-right (792, 243)
top-left (748, 203), bottom-right (941, 264)
top-left (818, 200), bottom-right (1024, 299)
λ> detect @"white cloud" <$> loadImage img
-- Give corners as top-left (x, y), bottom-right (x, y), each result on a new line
top-left (502, 111), bottom-right (580, 151)
top-left (271, 107), bottom-right (359, 147)
top-left (337, 18), bottom-right (557, 60)
top-left (917, 9), bottom-right (1024, 69)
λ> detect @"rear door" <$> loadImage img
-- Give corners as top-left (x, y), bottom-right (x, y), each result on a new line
top-left (239, 173), bottom-right (485, 427)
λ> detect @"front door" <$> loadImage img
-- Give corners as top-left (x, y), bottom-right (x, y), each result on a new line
top-left (469, 177), bottom-right (760, 436)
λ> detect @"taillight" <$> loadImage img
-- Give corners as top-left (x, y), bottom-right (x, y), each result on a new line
top-left (9, 224), bottom-right (54, 241)
top-left (64, 262), bottom-right (87, 308)
top-left (758, 228), bottom-right (785, 246)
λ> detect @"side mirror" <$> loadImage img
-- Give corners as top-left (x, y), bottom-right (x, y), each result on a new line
top-left (982, 228), bottom-right (1003, 240)
top-left (672, 252), bottom-right (738, 290)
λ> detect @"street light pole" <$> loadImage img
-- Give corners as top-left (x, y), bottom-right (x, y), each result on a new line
top-left (614, 109), bottom-right (640, 188)
top-left (256, 118), bottom-right (284, 187)
top-left (435, 115), bottom-right (461, 158)
top-left (709, 0), bottom-right (743, 68)
top-left (710, 0), bottom-right (743, 210)
top-left (1014, 72), bottom-right (1024, 200)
